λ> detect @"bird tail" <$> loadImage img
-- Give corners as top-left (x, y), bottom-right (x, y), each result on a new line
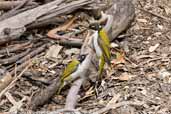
top-left (98, 55), bottom-right (105, 80)
top-left (57, 82), bottom-right (64, 95)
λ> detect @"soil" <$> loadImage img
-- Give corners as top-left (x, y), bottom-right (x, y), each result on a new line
top-left (0, 0), bottom-right (171, 113)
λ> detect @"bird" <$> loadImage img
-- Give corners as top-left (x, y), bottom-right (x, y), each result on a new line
top-left (91, 24), bottom-right (111, 79)
top-left (57, 54), bottom-right (87, 94)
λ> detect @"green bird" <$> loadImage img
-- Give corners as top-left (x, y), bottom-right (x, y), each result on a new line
top-left (57, 55), bottom-right (87, 94)
top-left (92, 24), bottom-right (111, 79)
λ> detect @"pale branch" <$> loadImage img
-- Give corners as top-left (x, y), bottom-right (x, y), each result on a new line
top-left (65, 32), bottom-right (94, 109)
top-left (0, 0), bottom-right (37, 10)
top-left (65, 77), bottom-right (85, 109)
top-left (64, 0), bottom-right (135, 110)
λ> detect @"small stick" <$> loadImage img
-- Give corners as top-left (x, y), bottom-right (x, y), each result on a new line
top-left (93, 101), bottom-right (144, 114)
top-left (0, 42), bottom-right (31, 54)
top-left (16, 44), bottom-right (47, 64)
top-left (0, 49), bottom-right (31, 65)
top-left (138, 7), bottom-right (171, 22)
top-left (0, 1), bottom-right (37, 10)
top-left (0, 63), bottom-right (31, 99)
top-left (47, 16), bottom-right (78, 40)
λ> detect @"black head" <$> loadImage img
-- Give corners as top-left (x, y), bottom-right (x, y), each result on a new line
top-left (78, 54), bottom-right (87, 62)
top-left (89, 23), bottom-right (102, 31)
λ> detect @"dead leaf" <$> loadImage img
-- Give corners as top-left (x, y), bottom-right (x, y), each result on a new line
top-left (65, 48), bottom-right (80, 55)
top-left (107, 94), bottom-right (121, 107)
top-left (137, 18), bottom-right (148, 23)
top-left (149, 43), bottom-right (160, 52)
top-left (113, 72), bottom-right (136, 81)
top-left (164, 6), bottom-right (171, 15)
top-left (0, 72), bottom-right (13, 93)
top-left (111, 51), bottom-right (125, 65)
top-left (45, 45), bottom-right (63, 61)
top-left (157, 24), bottom-right (163, 30)
top-left (110, 42), bottom-right (119, 48)
top-left (158, 68), bottom-right (171, 83)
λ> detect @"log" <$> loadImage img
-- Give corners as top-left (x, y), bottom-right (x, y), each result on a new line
top-left (0, 0), bottom-right (92, 44)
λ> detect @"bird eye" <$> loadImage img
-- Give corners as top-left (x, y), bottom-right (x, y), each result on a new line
top-left (81, 55), bottom-right (86, 60)
top-left (89, 23), bottom-right (101, 30)
top-left (78, 54), bottom-right (87, 62)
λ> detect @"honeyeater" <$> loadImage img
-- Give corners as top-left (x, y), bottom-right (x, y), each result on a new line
top-left (57, 54), bottom-right (86, 94)
top-left (91, 24), bottom-right (111, 79)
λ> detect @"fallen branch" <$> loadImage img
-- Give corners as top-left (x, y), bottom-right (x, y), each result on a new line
top-left (65, 31), bottom-right (93, 109)
top-left (0, 63), bottom-right (31, 99)
top-left (0, 5), bottom-right (37, 21)
top-left (0, 41), bottom-right (31, 54)
top-left (65, 77), bottom-right (86, 109)
top-left (16, 44), bottom-right (47, 64)
top-left (64, 0), bottom-right (135, 110)
top-left (0, 0), bottom-right (37, 10)
top-left (0, 49), bottom-right (31, 65)
top-left (27, 17), bottom-right (66, 29)
top-left (28, 77), bottom-right (60, 110)
top-left (0, 0), bottom-right (92, 44)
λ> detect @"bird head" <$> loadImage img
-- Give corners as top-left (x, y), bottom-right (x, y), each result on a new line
top-left (78, 54), bottom-right (87, 63)
top-left (89, 23), bottom-right (102, 31)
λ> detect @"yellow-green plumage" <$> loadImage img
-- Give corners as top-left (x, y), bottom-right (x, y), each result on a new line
top-left (99, 29), bottom-right (110, 46)
top-left (57, 59), bottom-right (80, 94)
top-left (98, 29), bottom-right (111, 65)
top-left (61, 59), bottom-right (80, 81)
top-left (98, 55), bottom-right (105, 79)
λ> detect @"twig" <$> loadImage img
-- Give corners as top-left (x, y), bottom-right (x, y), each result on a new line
top-left (0, 49), bottom-right (31, 65)
top-left (138, 7), bottom-right (171, 22)
top-left (27, 17), bottom-right (66, 29)
top-left (10, 58), bottom-right (32, 75)
top-left (16, 44), bottom-right (47, 64)
top-left (0, 1), bottom-right (37, 10)
top-left (0, 41), bottom-right (31, 54)
top-left (28, 77), bottom-right (60, 110)
top-left (58, 39), bottom-right (83, 47)
top-left (47, 16), bottom-right (77, 39)
top-left (92, 101), bottom-right (144, 114)
top-left (0, 63), bottom-right (31, 99)
top-left (46, 16), bottom-right (84, 46)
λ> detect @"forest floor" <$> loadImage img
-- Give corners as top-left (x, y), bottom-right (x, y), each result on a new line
top-left (0, 0), bottom-right (171, 114)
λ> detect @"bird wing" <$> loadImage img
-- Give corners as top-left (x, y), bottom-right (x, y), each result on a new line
top-left (99, 29), bottom-right (110, 46)
top-left (98, 35), bottom-right (111, 64)
top-left (61, 59), bottom-right (80, 81)
top-left (98, 55), bottom-right (105, 79)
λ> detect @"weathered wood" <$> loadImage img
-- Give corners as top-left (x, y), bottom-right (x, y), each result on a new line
top-left (0, 0), bottom-right (92, 44)
top-left (0, 1), bottom-right (37, 10)
top-left (106, 0), bottom-right (135, 41)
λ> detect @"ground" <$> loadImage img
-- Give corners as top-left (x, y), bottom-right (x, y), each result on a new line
top-left (0, 0), bottom-right (171, 113)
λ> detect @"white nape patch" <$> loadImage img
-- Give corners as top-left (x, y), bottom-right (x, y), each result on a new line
top-left (92, 31), bottom-right (102, 57)
top-left (71, 54), bottom-right (92, 80)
